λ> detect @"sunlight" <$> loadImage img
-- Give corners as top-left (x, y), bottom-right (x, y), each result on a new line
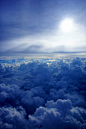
top-left (60, 18), bottom-right (74, 32)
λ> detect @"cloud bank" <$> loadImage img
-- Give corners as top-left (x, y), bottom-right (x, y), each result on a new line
top-left (0, 57), bottom-right (86, 129)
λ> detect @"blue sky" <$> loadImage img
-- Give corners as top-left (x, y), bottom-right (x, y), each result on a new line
top-left (0, 0), bottom-right (86, 55)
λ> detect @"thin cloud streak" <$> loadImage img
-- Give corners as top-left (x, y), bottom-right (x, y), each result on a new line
top-left (0, 22), bottom-right (86, 55)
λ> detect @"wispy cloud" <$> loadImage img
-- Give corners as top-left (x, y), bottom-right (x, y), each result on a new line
top-left (0, 0), bottom-right (86, 56)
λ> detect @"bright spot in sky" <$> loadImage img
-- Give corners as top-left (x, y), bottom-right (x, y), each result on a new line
top-left (60, 18), bottom-right (74, 32)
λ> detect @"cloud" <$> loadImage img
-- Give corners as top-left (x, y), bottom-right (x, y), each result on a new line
top-left (65, 92), bottom-right (86, 108)
top-left (23, 45), bottom-right (43, 53)
top-left (70, 57), bottom-right (83, 66)
top-left (49, 88), bottom-right (65, 101)
top-left (0, 107), bottom-right (27, 129)
top-left (21, 89), bottom-right (45, 114)
top-left (0, 91), bottom-right (8, 103)
top-left (0, 57), bottom-right (86, 128)
top-left (28, 100), bottom-right (86, 129)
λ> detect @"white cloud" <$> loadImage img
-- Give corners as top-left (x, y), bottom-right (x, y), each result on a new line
top-left (0, 21), bottom-right (86, 55)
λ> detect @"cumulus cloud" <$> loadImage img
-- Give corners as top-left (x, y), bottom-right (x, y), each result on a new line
top-left (0, 107), bottom-right (27, 129)
top-left (0, 57), bottom-right (86, 128)
top-left (21, 89), bottom-right (45, 114)
top-left (28, 101), bottom-right (86, 129)
top-left (70, 57), bottom-right (83, 66)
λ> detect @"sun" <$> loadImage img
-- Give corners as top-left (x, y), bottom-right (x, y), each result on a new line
top-left (60, 18), bottom-right (73, 32)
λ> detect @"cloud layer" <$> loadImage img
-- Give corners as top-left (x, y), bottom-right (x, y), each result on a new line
top-left (0, 57), bottom-right (86, 129)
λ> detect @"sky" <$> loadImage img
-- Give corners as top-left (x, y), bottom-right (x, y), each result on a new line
top-left (0, 1), bottom-right (86, 128)
top-left (0, 0), bottom-right (86, 56)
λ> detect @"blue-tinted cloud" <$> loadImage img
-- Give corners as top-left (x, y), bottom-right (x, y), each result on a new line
top-left (0, 106), bottom-right (27, 129)
top-left (0, 57), bottom-right (86, 128)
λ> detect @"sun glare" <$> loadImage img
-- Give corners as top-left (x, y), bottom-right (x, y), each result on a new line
top-left (60, 18), bottom-right (73, 32)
